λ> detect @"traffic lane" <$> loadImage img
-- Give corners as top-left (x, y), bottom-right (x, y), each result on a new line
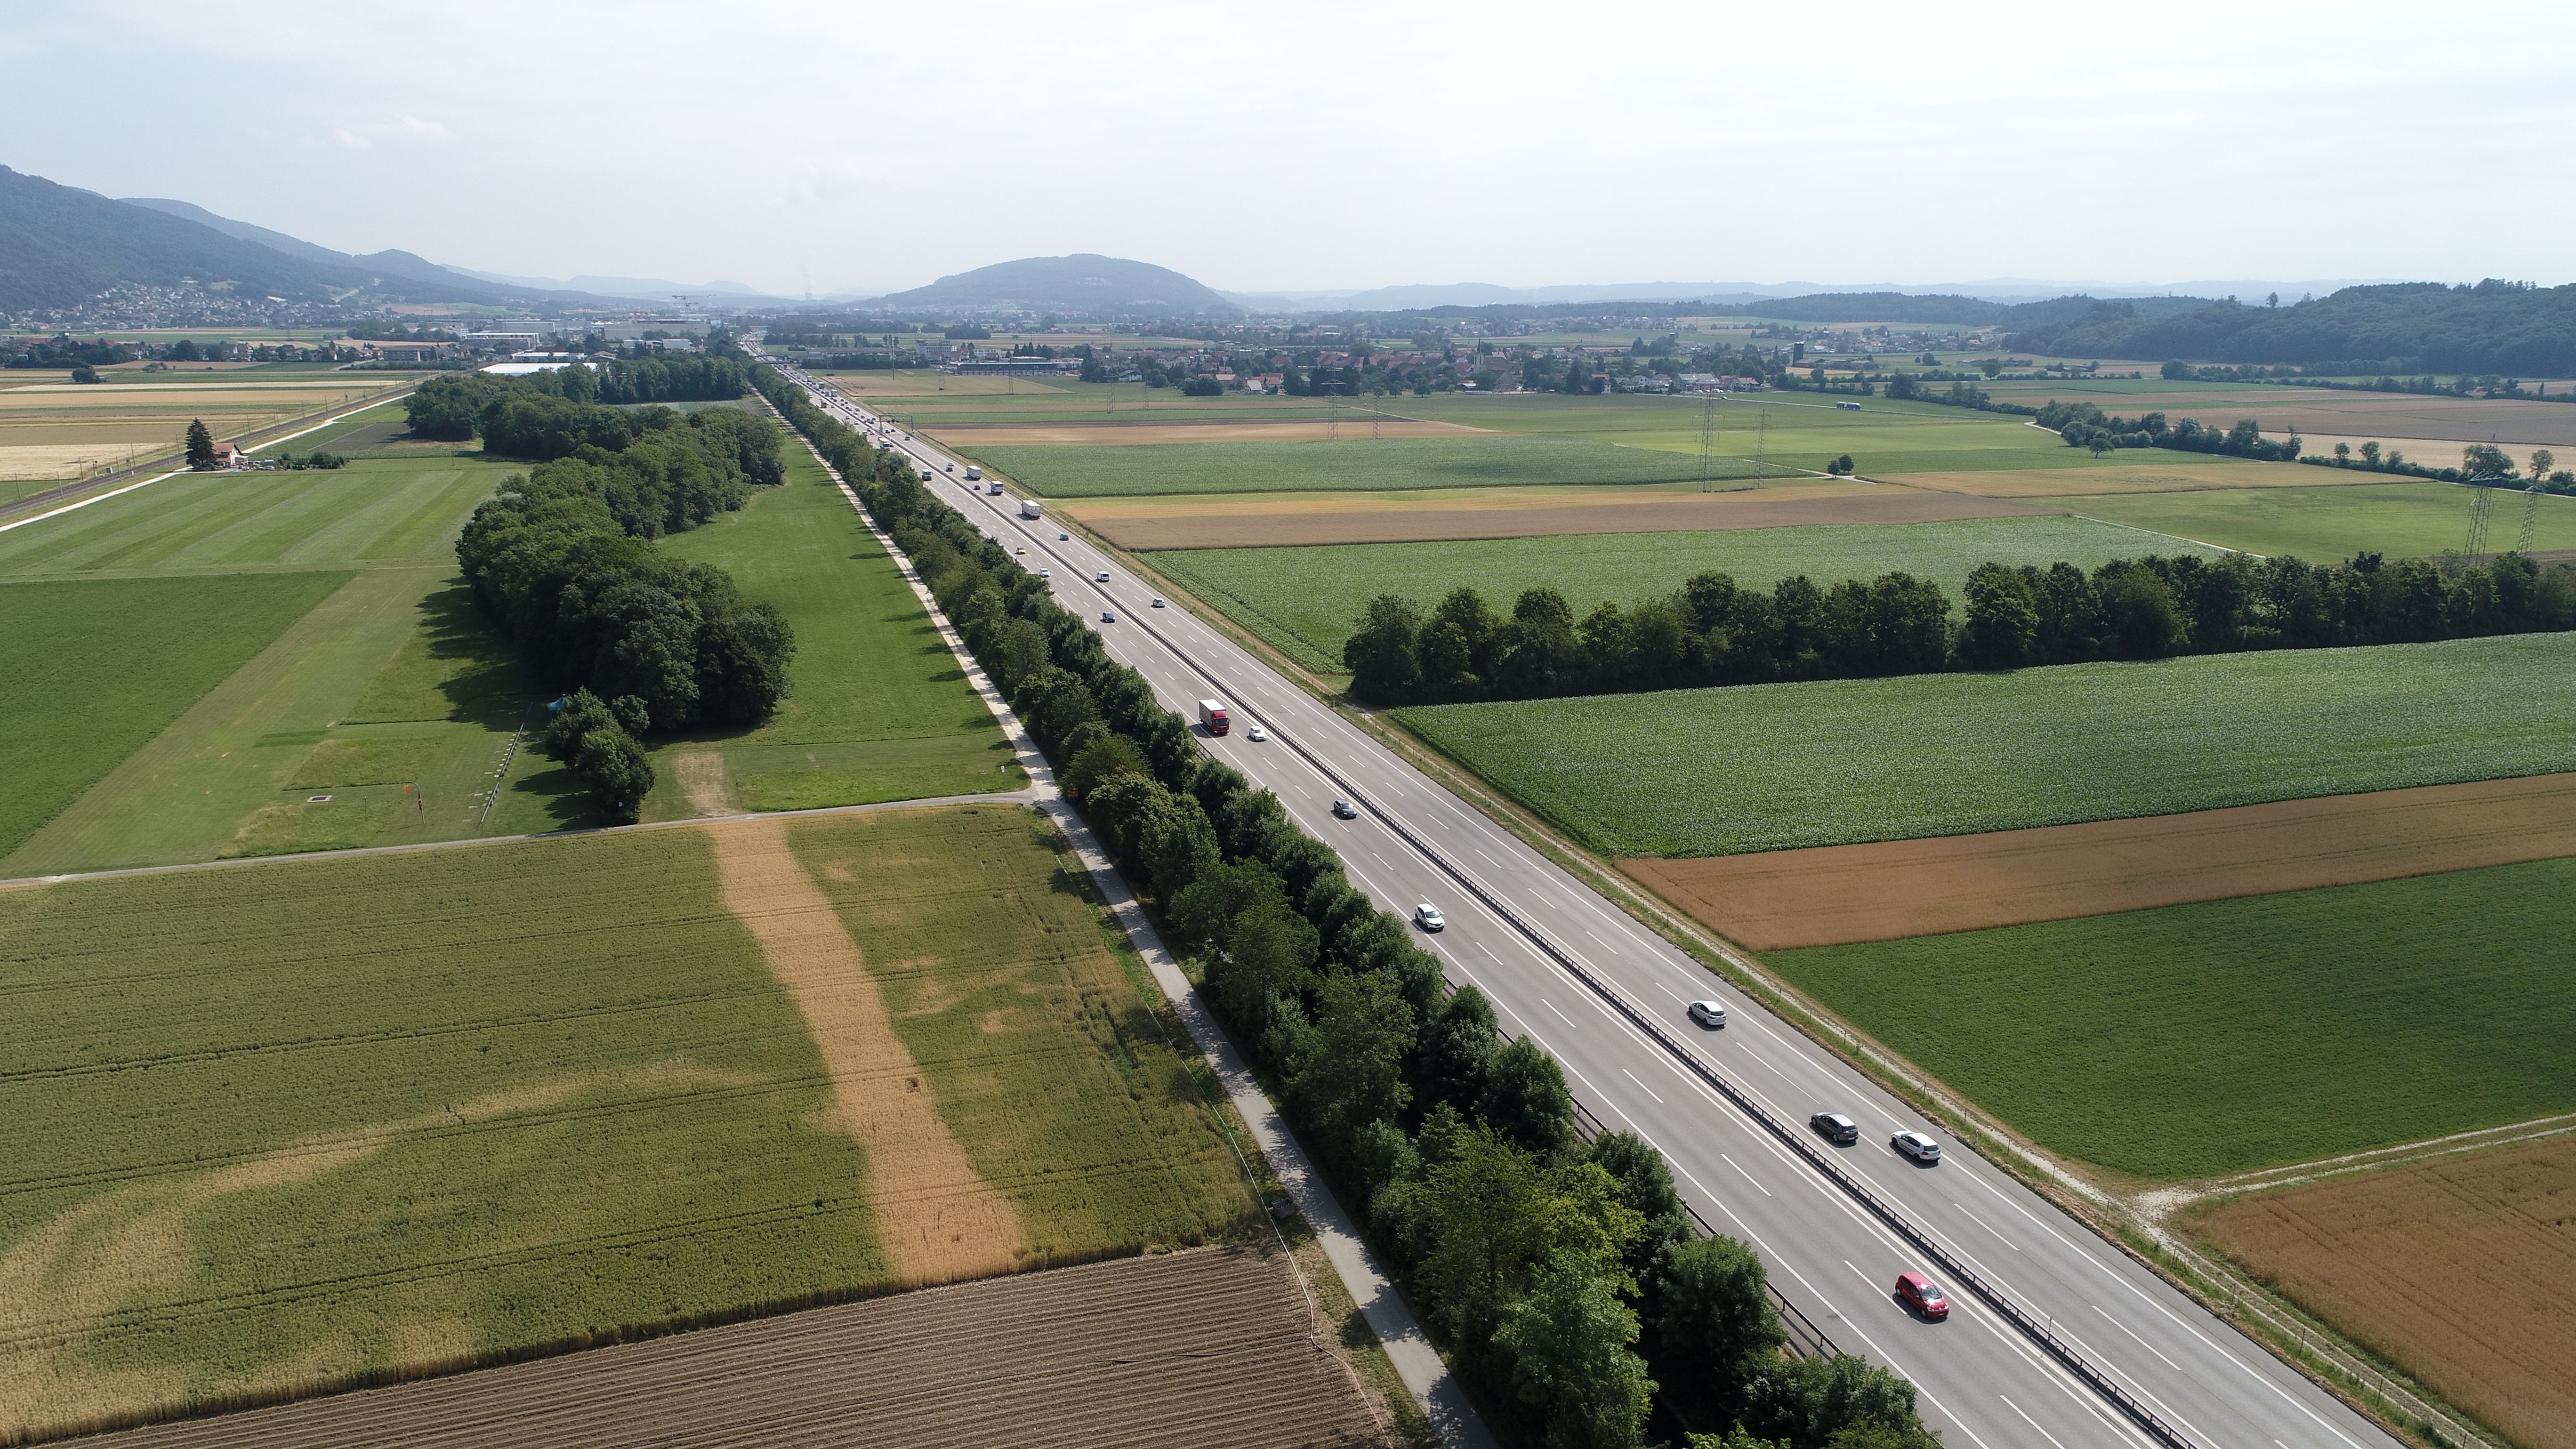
top-left (827, 386), bottom-right (2396, 1449)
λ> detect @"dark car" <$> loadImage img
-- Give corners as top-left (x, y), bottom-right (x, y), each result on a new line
top-left (1332, 799), bottom-right (1359, 820)
top-left (1895, 1271), bottom-right (1948, 1321)
top-left (1810, 1111), bottom-right (1859, 1145)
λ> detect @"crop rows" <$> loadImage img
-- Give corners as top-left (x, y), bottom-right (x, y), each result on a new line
top-left (963, 435), bottom-right (1723, 496)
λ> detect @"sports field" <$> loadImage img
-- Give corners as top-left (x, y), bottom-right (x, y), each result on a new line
top-left (1157, 515), bottom-right (2217, 673)
top-left (964, 435), bottom-right (1747, 497)
top-left (1761, 857), bottom-right (2576, 1181)
top-left (0, 804), bottom-right (1251, 1441)
top-left (647, 447), bottom-right (1025, 814)
top-left (1395, 632), bottom-right (2576, 857)
top-left (2196, 1135), bottom-right (2576, 1449)
top-left (2067, 480), bottom-right (2576, 560)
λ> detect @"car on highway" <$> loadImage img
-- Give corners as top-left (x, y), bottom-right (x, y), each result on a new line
top-left (1895, 1271), bottom-right (1948, 1321)
top-left (1094, 570), bottom-right (1111, 582)
top-left (1039, 568), bottom-right (1051, 580)
top-left (1151, 596), bottom-right (1165, 608)
top-left (918, 470), bottom-right (933, 480)
top-left (1247, 725), bottom-right (1268, 742)
top-left (1058, 531), bottom-right (1069, 540)
top-left (1101, 609), bottom-right (1118, 623)
top-left (1810, 1112), bottom-right (1859, 1145)
top-left (1413, 903), bottom-right (1445, 932)
top-left (1687, 1000), bottom-right (1727, 1029)
top-left (1014, 546), bottom-right (1025, 555)
top-left (1332, 799), bottom-right (1359, 819)
top-left (1892, 1130), bottom-right (1942, 1164)
top-left (942, 461), bottom-right (954, 472)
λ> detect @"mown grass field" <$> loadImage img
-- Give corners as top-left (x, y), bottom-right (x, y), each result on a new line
top-left (1157, 515), bottom-right (2215, 673)
top-left (963, 435), bottom-right (1742, 497)
top-left (646, 447), bottom-right (1024, 815)
top-left (0, 805), bottom-right (1252, 1441)
top-left (0, 572), bottom-right (352, 860)
top-left (0, 452), bottom-right (584, 877)
top-left (2068, 480), bottom-right (2576, 560)
top-left (1765, 858), bottom-right (2576, 1180)
top-left (1395, 632), bottom-right (2576, 857)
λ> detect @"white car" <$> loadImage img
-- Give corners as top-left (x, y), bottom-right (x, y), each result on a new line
top-left (1414, 903), bottom-right (1445, 932)
top-left (1687, 1000), bottom-right (1727, 1029)
top-left (1247, 725), bottom-right (1268, 742)
top-left (1892, 1130), bottom-right (1942, 1164)
top-left (1094, 570), bottom-right (1111, 583)
top-left (1039, 568), bottom-right (1051, 580)
top-left (942, 461), bottom-right (954, 472)
top-left (1151, 596), bottom-right (1166, 608)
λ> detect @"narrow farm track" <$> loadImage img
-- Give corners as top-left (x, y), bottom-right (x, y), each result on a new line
top-left (82, 1245), bottom-right (1380, 1449)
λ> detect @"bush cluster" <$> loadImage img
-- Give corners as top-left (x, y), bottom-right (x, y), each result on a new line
top-left (759, 362), bottom-right (1936, 1449)
top-left (1348, 550), bottom-right (2576, 706)
top-left (454, 418), bottom-right (795, 821)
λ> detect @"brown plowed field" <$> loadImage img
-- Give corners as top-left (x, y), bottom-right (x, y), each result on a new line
top-left (2197, 1135), bottom-right (2576, 1449)
top-left (1624, 772), bottom-right (2576, 949)
top-left (89, 1243), bottom-right (1382, 1449)
top-left (932, 419), bottom-right (1484, 445)
top-left (1067, 481), bottom-right (2059, 549)
top-left (1887, 457), bottom-right (2358, 498)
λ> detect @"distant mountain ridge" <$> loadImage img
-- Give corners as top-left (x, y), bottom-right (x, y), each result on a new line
top-left (868, 254), bottom-right (1240, 317)
top-left (0, 165), bottom-right (513, 314)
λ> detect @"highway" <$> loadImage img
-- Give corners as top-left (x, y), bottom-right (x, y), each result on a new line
top-left (768, 362), bottom-right (2401, 1449)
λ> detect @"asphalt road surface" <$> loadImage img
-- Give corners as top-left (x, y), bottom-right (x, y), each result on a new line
top-left (773, 363), bottom-right (2399, 1449)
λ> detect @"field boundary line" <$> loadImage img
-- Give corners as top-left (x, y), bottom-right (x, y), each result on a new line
top-left (0, 789), bottom-right (1041, 892)
top-left (781, 377), bottom-right (1488, 1449)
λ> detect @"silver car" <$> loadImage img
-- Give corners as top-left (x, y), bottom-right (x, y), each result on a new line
top-left (1892, 1130), bottom-right (1942, 1164)
top-left (1414, 903), bottom-right (1445, 932)
top-left (1687, 1000), bottom-right (1727, 1029)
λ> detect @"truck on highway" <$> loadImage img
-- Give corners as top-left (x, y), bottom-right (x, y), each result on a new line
top-left (964, 465), bottom-right (982, 480)
top-left (987, 480), bottom-right (1004, 496)
top-left (1198, 700), bottom-right (1230, 736)
top-left (1020, 499), bottom-right (1043, 519)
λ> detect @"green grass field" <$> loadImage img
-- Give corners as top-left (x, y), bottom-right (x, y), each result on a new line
top-left (0, 805), bottom-right (1250, 1440)
top-left (1767, 859), bottom-right (2576, 1179)
top-left (646, 448), bottom-right (1024, 814)
top-left (2068, 481), bottom-right (2576, 560)
top-left (0, 572), bottom-right (352, 860)
top-left (1396, 632), bottom-right (2576, 857)
top-left (1156, 515), bottom-right (2217, 673)
top-left (1394, 393), bottom-right (2071, 473)
top-left (963, 435), bottom-right (1748, 498)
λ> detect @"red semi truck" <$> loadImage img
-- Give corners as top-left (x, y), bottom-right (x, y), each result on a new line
top-left (1198, 700), bottom-right (1229, 736)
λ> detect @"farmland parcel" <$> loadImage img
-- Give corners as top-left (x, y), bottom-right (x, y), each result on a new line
top-left (1396, 632), bottom-right (2576, 857)
top-left (963, 435), bottom-right (1739, 497)
top-left (2196, 1135), bottom-right (2576, 1449)
top-left (0, 805), bottom-right (1251, 1441)
top-left (1762, 858), bottom-right (2576, 1180)
top-left (646, 447), bottom-right (1025, 815)
top-left (1159, 515), bottom-right (2218, 674)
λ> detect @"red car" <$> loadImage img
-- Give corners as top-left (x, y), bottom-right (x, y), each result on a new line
top-left (1895, 1271), bottom-right (1948, 1321)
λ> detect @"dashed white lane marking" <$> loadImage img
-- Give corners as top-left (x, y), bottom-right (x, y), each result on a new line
top-left (1620, 1068), bottom-right (1664, 1104)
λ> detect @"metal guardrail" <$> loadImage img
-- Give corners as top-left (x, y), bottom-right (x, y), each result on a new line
top-left (1566, 1097), bottom-right (1840, 1362)
top-left (788, 373), bottom-right (2201, 1449)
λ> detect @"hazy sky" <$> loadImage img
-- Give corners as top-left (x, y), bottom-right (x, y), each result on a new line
top-left (9, 1), bottom-right (2572, 297)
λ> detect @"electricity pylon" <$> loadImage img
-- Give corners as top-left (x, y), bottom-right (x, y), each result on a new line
top-left (2519, 482), bottom-right (2543, 556)
top-left (2464, 486), bottom-right (2494, 562)
top-left (1698, 394), bottom-right (1719, 492)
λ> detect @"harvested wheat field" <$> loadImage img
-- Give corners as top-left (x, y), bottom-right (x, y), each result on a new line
top-left (1066, 480), bottom-right (2059, 549)
top-left (1625, 772), bottom-right (2576, 949)
top-left (2197, 1135), bottom-right (2576, 1449)
top-left (1887, 457), bottom-right (2358, 498)
top-left (933, 418), bottom-right (1485, 446)
top-left (89, 1243), bottom-right (1384, 1449)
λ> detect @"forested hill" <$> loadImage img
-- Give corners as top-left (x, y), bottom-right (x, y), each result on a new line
top-left (867, 253), bottom-right (1241, 318)
top-left (0, 164), bottom-right (502, 312)
top-left (2007, 280), bottom-right (2576, 374)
